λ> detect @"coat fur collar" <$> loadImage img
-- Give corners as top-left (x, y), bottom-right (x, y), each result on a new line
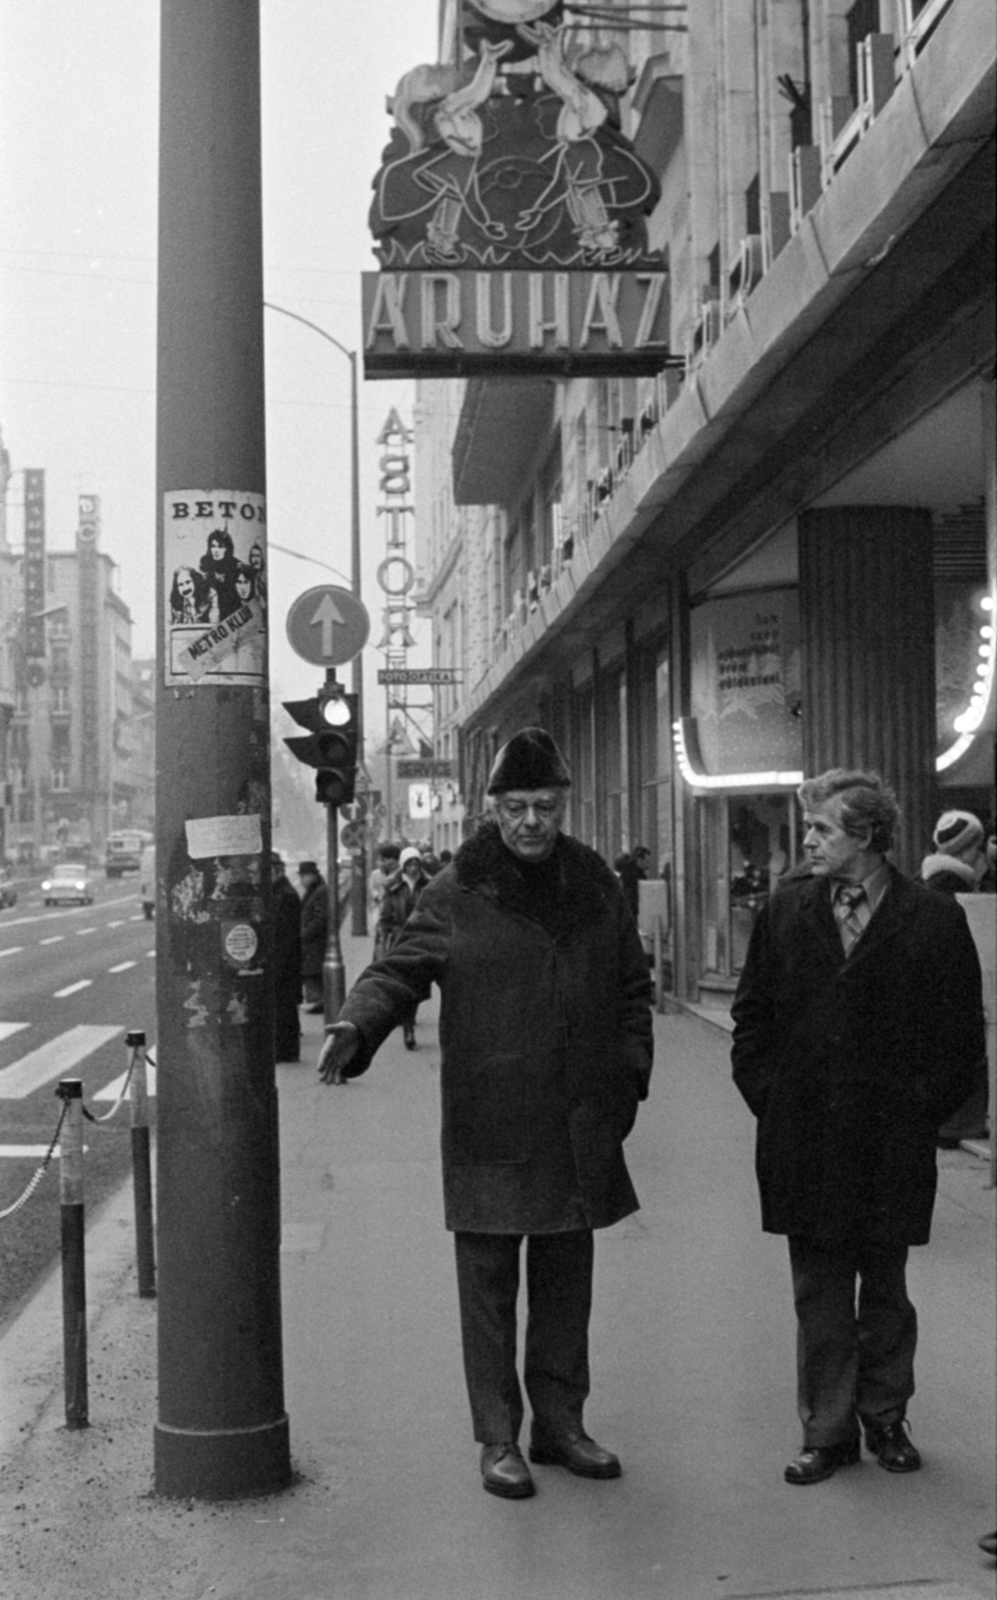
top-left (453, 820), bottom-right (617, 930)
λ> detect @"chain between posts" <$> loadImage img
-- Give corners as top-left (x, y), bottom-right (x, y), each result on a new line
top-left (0, 1100), bottom-right (70, 1222)
top-left (81, 1037), bottom-right (141, 1125)
top-left (0, 1036), bottom-right (154, 1223)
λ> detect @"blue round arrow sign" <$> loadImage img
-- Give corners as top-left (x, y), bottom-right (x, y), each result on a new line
top-left (285, 585), bottom-right (371, 666)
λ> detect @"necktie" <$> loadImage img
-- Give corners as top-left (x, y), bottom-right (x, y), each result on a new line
top-left (834, 884), bottom-right (866, 954)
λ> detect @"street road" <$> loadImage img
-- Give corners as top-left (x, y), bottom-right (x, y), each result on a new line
top-left (0, 877), bottom-right (156, 1327)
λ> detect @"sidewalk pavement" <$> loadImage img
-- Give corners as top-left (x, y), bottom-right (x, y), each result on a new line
top-left (0, 927), bottom-right (994, 1600)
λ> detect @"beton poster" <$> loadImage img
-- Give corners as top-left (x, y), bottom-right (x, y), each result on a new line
top-left (164, 489), bottom-right (268, 687)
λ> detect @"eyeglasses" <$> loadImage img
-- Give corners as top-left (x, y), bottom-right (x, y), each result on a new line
top-left (497, 798), bottom-right (562, 822)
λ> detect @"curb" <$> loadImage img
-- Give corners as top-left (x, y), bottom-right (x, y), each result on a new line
top-left (0, 1167), bottom-right (141, 1463)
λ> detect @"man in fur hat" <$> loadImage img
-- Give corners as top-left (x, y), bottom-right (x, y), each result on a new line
top-left (318, 726), bottom-right (653, 1499)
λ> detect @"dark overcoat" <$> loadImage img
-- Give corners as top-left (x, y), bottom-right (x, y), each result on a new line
top-left (299, 876), bottom-right (328, 980)
top-left (731, 865), bottom-right (985, 1245)
top-left (337, 823), bottom-right (654, 1234)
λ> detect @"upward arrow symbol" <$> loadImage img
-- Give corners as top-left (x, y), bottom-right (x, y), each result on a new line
top-left (310, 592), bottom-right (345, 657)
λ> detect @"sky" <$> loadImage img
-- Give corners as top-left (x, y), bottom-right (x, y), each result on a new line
top-left (0, 1), bottom-right (440, 731)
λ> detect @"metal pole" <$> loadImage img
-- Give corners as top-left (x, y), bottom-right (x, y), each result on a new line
top-left (322, 671), bottom-right (347, 1019)
top-left (57, 1078), bottom-right (87, 1429)
top-left (127, 1030), bottom-right (156, 1299)
top-left (154, 0), bottom-right (289, 1501)
top-left (261, 304), bottom-right (368, 937)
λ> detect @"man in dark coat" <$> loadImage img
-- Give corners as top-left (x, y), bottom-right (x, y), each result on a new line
top-left (297, 860), bottom-right (328, 1014)
top-left (731, 769), bottom-right (985, 1487)
top-left (615, 845), bottom-right (650, 919)
top-left (318, 727), bottom-right (653, 1499)
top-left (270, 854), bottom-right (302, 1062)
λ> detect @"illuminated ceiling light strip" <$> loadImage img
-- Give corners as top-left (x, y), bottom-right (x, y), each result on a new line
top-left (937, 586), bottom-right (996, 772)
top-left (672, 718), bottom-right (802, 791)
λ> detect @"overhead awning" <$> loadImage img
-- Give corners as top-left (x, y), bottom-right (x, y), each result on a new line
top-left (452, 377), bottom-right (555, 507)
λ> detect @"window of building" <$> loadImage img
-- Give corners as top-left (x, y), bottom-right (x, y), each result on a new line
top-left (847, 0), bottom-right (881, 101)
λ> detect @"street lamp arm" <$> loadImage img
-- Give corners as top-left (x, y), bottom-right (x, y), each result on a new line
top-left (263, 301), bottom-right (355, 364)
top-left (268, 541), bottom-right (351, 586)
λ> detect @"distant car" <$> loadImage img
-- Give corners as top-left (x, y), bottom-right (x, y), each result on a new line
top-left (42, 862), bottom-right (95, 906)
top-left (0, 867), bottom-right (17, 909)
top-left (104, 829), bottom-right (151, 878)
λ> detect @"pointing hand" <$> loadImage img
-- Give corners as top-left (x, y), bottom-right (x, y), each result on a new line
top-left (318, 1022), bottom-right (360, 1085)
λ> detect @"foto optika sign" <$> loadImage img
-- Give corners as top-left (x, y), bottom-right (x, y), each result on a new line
top-left (362, 269), bottom-right (670, 379)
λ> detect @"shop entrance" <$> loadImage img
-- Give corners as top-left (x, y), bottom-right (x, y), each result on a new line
top-left (698, 792), bottom-right (801, 989)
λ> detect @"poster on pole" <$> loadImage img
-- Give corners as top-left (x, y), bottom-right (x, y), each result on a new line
top-left (163, 489), bottom-right (268, 687)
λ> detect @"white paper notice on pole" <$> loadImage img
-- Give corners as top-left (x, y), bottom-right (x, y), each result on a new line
top-left (186, 814), bottom-right (263, 860)
top-left (164, 489), bottom-right (268, 687)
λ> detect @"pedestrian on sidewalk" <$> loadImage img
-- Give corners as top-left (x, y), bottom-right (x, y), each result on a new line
top-left (731, 768), bottom-right (986, 1487)
top-left (298, 860), bottom-right (328, 1014)
top-left (271, 852), bottom-right (302, 1062)
top-left (318, 726), bottom-right (653, 1500)
top-left (375, 845), bottom-right (430, 1048)
top-left (917, 810), bottom-right (990, 1146)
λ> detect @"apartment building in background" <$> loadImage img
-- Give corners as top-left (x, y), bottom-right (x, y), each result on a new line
top-left (0, 467), bottom-right (154, 865)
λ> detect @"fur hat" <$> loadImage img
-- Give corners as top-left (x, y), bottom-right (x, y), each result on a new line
top-left (486, 727), bottom-right (571, 794)
top-left (398, 846), bottom-right (423, 869)
top-left (932, 810), bottom-right (983, 857)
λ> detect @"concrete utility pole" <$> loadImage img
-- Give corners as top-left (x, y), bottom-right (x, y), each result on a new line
top-left (154, 0), bottom-right (290, 1499)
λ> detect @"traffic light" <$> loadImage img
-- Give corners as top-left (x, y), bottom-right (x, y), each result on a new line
top-left (283, 687), bottom-right (359, 807)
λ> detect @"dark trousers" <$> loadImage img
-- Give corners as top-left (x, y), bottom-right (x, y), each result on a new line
top-left (788, 1234), bottom-right (917, 1447)
top-left (453, 1229), bottom-right (594, 1446)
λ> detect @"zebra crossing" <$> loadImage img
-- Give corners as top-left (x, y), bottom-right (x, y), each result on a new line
top-left (0, 1024), bottom-right (158, 1155)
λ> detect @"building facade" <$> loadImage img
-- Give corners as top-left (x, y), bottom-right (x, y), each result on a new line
top-left (0, 480), bottom-right (154, 866)
top-left (410, 0), bottom-right (995, 1006)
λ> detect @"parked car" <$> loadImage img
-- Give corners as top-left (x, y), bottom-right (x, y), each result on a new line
top-left (42, 862), bottom-right (95, 906)
top-left (0, 866), bottom-right (17, 909)
top-left (139, 844), bottom-right (156, 920)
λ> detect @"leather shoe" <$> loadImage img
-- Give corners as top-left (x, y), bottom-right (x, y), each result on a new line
top-left (529, 1430), bottom-right (621, 1479)
top-left (863, 1418), bottom-right (921, 1473)
top-left (784, 1437), bottom-right (860, 1485)
top-left (480, 1443), bottom-right (535, 1499)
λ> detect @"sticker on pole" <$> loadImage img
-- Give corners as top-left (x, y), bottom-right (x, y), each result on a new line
top-left (286, 586), bottom-right (370, 667)
top-left (164, 490), bottom-right (268, 687)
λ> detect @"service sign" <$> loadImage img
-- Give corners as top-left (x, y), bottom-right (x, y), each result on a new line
top-left (362, 4), bottom-right (675, 379)
top-left (362, 269), bottom-right (670, 378)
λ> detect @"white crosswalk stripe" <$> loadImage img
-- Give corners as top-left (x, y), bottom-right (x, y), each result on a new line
top-left (95, 1062), bottom-right (157, 1101)
top-left (0, 1024), bottom-right (124, 1099)
top-left (0, 1023), bottom-right (31, 1045)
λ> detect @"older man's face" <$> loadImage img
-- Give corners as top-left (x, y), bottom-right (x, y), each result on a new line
top-left (494, 788), bottom-right (566, 862)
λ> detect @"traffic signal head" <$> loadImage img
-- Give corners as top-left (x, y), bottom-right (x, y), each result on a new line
top-left (283, 688), bottom-right (359, 807)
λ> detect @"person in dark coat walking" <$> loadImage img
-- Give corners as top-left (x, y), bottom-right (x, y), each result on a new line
top-left (375, 845), bottom-right (430, 1048)
top-left (271, 853), bottom-right (302, 1062)
top-left (918, 810), bottom-right (990, 1146)
top-left (614, 845), bottom-right (650, 920)
top-left (298, 860), bottom-right (328, 1013)
top-left (731, 769), bottom-right (985, 1487)
top-left (317, 727), bottom-right (653, 1500)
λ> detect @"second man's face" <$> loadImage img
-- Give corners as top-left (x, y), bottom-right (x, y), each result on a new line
top-left (802, 798), bottom-right (869, 882)
top-left (494, 788), bottom-right (566, 862)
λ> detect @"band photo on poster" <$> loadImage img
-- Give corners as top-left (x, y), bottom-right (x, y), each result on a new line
top-left (164, 490), bottom-right (268, 686)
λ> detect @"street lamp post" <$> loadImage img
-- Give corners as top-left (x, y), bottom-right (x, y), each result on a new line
top-left (264, 301), bottom-right (368, 936)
